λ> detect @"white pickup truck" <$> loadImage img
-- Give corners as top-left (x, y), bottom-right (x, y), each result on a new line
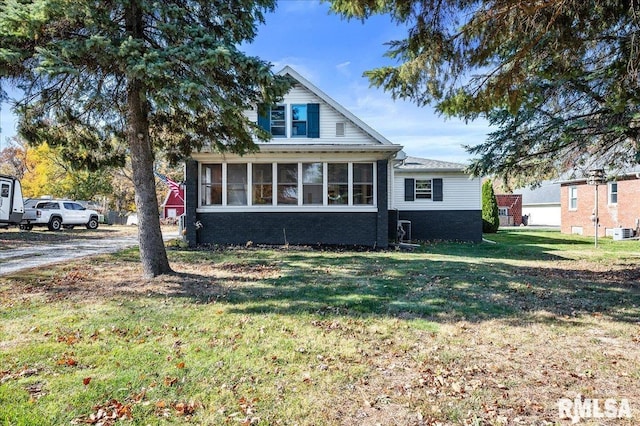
top-left (20, 199), bottom-right (100, 231)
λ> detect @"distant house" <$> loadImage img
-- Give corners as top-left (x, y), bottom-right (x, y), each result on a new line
top-left (161, 188), bottom-right (185, 220)
top-left (495, 194), bottom-right (522, 226)
top-left (560, 169), bottom-right (640, 237)
top-left (182, 66), bottom-right (482, 247)
top-left (514, 181), bottom-right (561, 226)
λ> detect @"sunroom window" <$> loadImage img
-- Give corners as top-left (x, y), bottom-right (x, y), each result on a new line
top-left (227, 164), bottom-right (247, 205)
top-left (201, 164), bottom-right (222, 205)
top-left (302, 163), bottom-right (323, 205)
top-left (277, 163), bottom-right (298, 205)
top-left (328, 163), bottom-right (349, 205)
top-left (252, 164), bottom-right (273, 205)
top-left (200, 162), bottom-right (375, 208)
top-left (353, 163), bottom-right (374, 205)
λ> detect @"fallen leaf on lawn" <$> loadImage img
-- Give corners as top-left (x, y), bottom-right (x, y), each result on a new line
top-left (83, 377), bottom-right (92, 386)
top-left (176, 361), bottom-right (185, 369)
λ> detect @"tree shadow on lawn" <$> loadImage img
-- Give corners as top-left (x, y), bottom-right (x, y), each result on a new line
top-left (150, 249), bottom-right (640, 326)
top-left (7, 239), bottom-right (638, 326)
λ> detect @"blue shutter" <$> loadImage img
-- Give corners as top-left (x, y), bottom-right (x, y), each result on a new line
top-left (433, 178), bottom-right (443, 201)
top-left (307, 103), bottom-right (319, 138)
top-left (404, 178), bottom-right (415, 201)
top-left (257, 104), bottom-right (270, 132)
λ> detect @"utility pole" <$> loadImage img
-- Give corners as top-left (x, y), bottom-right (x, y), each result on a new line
top-left (587, 169), bottom-right (605, 248)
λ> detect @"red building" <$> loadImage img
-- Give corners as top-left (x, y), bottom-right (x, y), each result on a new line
top-left (495, 194), bottom-right (523, 226)
top-left (561, 171), bottom-right (640, 237)
top-left (161, 188), bottom-right (185, 220)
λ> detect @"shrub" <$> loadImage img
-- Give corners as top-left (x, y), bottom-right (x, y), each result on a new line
top-left (482, 179), bottom-right (500, 233)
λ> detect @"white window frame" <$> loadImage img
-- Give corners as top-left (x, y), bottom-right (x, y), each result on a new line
top-left (197, 162), bottom-right (377, 212)
top-left (568, 186), bottom-right (578, 210)
top-left (415, 179), bottom-right (432, 199)
top-left (270, 105), bottom-right (286, 138)
top-left (608, 181), bottom-right (618, 205)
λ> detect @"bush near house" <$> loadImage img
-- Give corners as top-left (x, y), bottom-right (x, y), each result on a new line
top-left (482, 179), bottom-right (500, 233)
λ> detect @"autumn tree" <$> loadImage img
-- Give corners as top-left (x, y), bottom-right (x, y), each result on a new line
top-left (329, 0), bottom-right (640, 184)
top-left (0, 138), bottom-right (27, 178)
top-left (19, 142), bottom-right (113, 200)
top-left (0, 1), bottom-right (290, 277)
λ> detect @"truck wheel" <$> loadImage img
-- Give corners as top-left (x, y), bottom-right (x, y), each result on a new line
top-left (86, 217), bottom-right (99, 230)
top-left (48, 217), bottom-right (62, 231)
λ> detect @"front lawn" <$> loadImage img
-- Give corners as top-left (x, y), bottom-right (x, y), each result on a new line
top-left (1, 230), bottom-right (638, 425)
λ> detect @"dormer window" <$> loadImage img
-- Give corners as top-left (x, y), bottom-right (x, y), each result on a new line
top-left (257, 103), bottom-right (320, 138)
top-left (270, 105), bottom-right (286, 137)
top-left (291, 104), bottom-right (307, 137)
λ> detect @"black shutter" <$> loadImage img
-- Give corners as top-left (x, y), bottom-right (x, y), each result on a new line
top-left (257, 104), bottom-right (270, 132)
top-left (307, 103), bottom-right (320, 138)
top-left (404, 178), bottom-right (415, 201)
top-left (433, 178), bottom-right (443, 201)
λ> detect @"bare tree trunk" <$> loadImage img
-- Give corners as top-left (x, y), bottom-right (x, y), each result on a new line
top-left (126, 1), bottom-right (172, 278)
top-left (127, 81), bottom-right (173, 278)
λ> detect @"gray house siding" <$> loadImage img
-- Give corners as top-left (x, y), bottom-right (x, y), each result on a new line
top-left (389, 209), bottom-right (483, 243)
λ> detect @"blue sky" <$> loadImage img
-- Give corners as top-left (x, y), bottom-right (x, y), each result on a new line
top-left (0, 0), bottom-right (490, 163)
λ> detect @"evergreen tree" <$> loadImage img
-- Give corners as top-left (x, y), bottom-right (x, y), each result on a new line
top-left (329, 0), bottom-right (640, 184)
top-left (0, 0), bottom-right (290, 277)
top-left (482, 180), bottom-right (499, 234)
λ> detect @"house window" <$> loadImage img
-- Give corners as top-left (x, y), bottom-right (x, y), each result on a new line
top-left (258, 103), bottom-right (320, 138)
top-left (415, 179), bottom-right (432, 199)
top-left (498, 207), bottom-right (509, 216)
top-left (277, 163), bottom-right (298, 205)
top-left (569, 186), bottom-right (578, 210)
top-left (291, 104), bottom-right (307, 137)
top-left (353, 163), bottom-right (374, 205)
top-left (328, 163), bottom-right (349, 205)
top-left (200, 162), bottom-right (376, 208)
top-left (302, 163), bottom-right (323, 205)
top-left (336, 122), bottom-right (345, 137)
top-left (252, 164), bottom-right (273, 205)
top-left (270, 105), bottom-right (286, 137)
top-left (227, 164), bottom-right (248, 205)
top-left (201, 164), bottom-right (222, 205)
top-left (609, 182), bottom-right (618, 204)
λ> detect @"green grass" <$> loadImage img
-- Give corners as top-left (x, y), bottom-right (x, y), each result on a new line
top-left (1, 230), bottom-right (639, 425)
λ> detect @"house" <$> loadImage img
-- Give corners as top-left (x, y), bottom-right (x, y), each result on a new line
top-left (560, 169), bottom-right (640, 237)
top-left (514, 181), bottom-right (561, 227)
top-left (161, 188), bottom-right (185, 220)
top-left (494, 194), bottom-right (523, 226)
top-left (182, 66), bottom-right (482, 247)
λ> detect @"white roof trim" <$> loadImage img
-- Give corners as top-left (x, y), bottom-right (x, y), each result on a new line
top-left (277, 66), bottom-right (396, 146)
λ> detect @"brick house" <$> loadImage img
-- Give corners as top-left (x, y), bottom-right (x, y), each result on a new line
top-left (182, 66), bottom-right (482, 247)
top-left (560, 170), bottom-right (640, 237)
top-left (495, 194), bottom-right (523, 226)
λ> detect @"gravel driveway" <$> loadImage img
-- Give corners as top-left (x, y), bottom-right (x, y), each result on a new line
top-left (0, 229), bottom-right (178, 276)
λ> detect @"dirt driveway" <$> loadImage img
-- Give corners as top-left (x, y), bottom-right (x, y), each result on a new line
top-left (0, 225), bottom-right (178, 276)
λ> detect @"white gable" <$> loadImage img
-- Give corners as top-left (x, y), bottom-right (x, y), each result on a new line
top-left (245, 83), bottom-right (378, 145)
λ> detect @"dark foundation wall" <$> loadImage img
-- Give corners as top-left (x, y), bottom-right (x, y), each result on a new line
top-left (389, 210), bottom-right (483, 243)
top-left (195, 212), bottom-right (382, 247)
